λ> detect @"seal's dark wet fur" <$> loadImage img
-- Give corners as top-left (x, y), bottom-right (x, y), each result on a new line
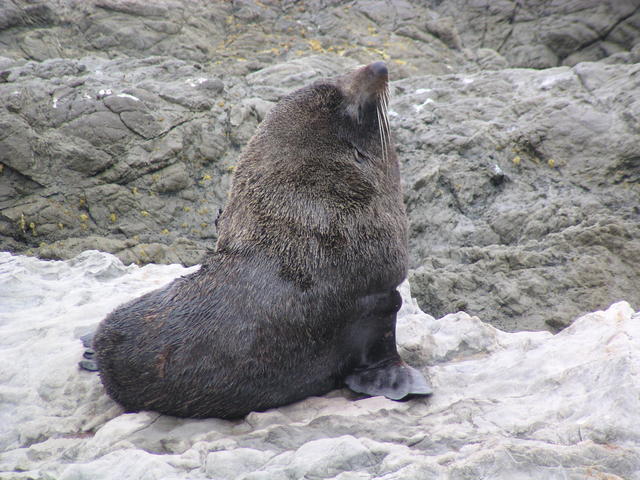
top-left (92, 62), bottom-right (431, 419)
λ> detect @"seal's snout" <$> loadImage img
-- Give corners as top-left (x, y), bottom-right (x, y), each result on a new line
top-left (341, 60), bottom-right (391, 125)
top-left (368, 61), bottom-right (388, 79)
top-left (358, 60), bottom-right (388, 98)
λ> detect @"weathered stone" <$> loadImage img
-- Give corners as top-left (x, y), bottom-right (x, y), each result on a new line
top-left (205, 448), bottom-right (275, 479)
top-left (1, 252), bottom-right (640, 479)
top-left (394, 62), bottom-right (640, 330)
top-left (152, 162), bottom-right (191, 193)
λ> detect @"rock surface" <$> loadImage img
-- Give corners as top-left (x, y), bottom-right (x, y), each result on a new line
top-left (1, 0), bottom-right (640, 331)
top-left (399, 62), bottom-right (640, 331)
top-left (1, 251), bottom-right (639, 479)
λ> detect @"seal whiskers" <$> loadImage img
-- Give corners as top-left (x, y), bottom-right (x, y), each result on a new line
top-left (376, 91), bottom-right (390, 163)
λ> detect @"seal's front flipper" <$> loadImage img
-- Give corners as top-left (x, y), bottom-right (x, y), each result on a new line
top-left (345, 362), bottom-right (432, 400)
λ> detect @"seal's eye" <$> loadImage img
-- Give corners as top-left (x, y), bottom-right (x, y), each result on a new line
top-left (353, 146), bottom-right (368, 163)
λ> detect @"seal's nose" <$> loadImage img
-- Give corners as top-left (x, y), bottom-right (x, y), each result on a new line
top-left (369, 61), bottom-right (388, 78)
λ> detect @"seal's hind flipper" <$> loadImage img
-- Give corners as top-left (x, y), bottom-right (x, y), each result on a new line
top-left (78, 331), bottom-right (99, 371)
top-left (80, 331), bottom-right (95, 348)
top-left (345, 362), bottom-right (432, 400)
top-left (79, 359), bottom-right (99, 372)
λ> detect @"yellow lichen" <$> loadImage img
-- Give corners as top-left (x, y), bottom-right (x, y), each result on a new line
top-left (19, 214), bottom-right (26, 233)
top-left (512, 156), bottom-right (521, 166)
top-left (109, 213), bottom-right (117, 223)
top-left (308, 39), bottom-right (324, 52)
top-left (547, 158), bottom-right (556, 168)
top-left (132, 187), bottom-right (139, 195)
top-left (141, 210), bottom-right (149, 217)
top-left (79, 213), bottom-right (89, 222)
top-left (183, 206), bottom-right (191, 212)
top-left (258, 48), bottom-right (280, 55)
top-left (161, 228), bottom-right (169, 235)
top-left (368, 47), bottom-right (389, 59)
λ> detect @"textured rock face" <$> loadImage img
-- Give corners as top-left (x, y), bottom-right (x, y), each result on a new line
top-left (400, 63), bottom-right (640, 331)
top-left (1, 0), bottom-right (639, 331)
top-left (439, 0), bottom-right (640, 68)
top-left (1, 251), bottom-right (639, 479)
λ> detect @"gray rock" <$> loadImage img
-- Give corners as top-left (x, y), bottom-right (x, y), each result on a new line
top-left (474, 48), bottom-right (509, 71)
top-left (152, 162), bottom-right (191, 193)
top-left (507, 44), bottom-right (559, 69)
top-left (0, 54), bottom-right (233, 266)
top-left (425, 17), bottom-right (463, 50)
top-left (435, 0), bottom-right (640, 68)
top-left (394, 62), bottom-right (640, 330)
top-left (245, 55), bottom-right (358, 89)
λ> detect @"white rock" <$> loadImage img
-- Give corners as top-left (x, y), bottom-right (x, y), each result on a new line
top-left (116, 93), bottom-right (140, 101)
top-left (59, 449), bottom-right (181, 480)
top-left (261, 436), bottom-right (377, 479)
top-left (205, 448), bottom-right (275, 479)
top-left (1, 251), bottom-right (639, 479)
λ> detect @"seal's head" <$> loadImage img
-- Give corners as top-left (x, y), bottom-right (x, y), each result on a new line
top-left (239, 61), bottom-right (393, 173)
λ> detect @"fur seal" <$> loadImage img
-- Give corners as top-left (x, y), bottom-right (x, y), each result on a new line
top-left (86, 61), bottom-right (432, 419)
